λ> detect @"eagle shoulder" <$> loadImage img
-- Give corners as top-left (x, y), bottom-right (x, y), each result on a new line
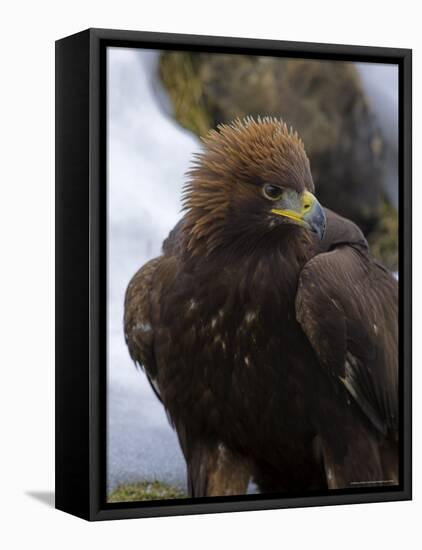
top-left (295, 214), bottom-right (398, 437)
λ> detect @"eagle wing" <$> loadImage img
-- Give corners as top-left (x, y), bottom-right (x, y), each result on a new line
top-left (295, 211), bottom-right (398, 437)
top-left (124, 257), bottom-right (163, 400)
top-left (124, 220), bottom-right (185, 401)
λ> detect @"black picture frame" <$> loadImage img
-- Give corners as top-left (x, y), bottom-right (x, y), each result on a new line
top-left (55, 28), bottom-right (412, 521)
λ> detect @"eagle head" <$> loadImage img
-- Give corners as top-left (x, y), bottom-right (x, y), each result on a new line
top-left (182, 117), bottom-right (326, 255)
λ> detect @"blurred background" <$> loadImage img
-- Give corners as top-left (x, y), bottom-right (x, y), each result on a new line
top-left (107, 47), bottom-right (398, 501)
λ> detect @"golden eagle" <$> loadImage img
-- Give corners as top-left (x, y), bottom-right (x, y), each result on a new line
top-left (124, 118), bottom-right (398, 496)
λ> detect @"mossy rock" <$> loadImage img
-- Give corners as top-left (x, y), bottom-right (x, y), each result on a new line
top-left (159, 53), bottom-right (211, 137)
top-left (368, 201), bottom-right (398, 271)
top-left (159, 52), bottom-right (398, 268)
top-left (108, 481), bottom-right (187, 503)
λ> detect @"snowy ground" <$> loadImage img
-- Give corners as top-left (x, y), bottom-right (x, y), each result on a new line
top-left (106, 48), bottom-right (398, 494)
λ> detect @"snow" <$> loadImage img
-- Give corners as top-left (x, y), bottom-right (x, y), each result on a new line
top-left (356, 62), bottom-right (398, 207)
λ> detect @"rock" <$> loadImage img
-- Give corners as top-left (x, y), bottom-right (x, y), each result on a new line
top-left (367, 201), bottom-right (398, 271)
top-left (159, 52), bottom-right (397, 269)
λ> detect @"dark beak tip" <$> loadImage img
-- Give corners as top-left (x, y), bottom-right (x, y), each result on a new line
top-left (307, 203), bottom-right (326, 241)
top-left (318, 222), bottom-right (326, 241)
top-left (310, 225), bottom-right (324, 241)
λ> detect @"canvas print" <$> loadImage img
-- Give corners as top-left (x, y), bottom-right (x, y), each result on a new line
top-left (106, 47), bottom-right (399, 503)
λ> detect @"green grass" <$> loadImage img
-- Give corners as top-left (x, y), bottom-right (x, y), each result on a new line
top-left (108, 481), bottom-right (187, 503)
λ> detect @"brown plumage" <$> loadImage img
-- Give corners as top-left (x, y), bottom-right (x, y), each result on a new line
top-left (124, 117), bottom-right (398, 496)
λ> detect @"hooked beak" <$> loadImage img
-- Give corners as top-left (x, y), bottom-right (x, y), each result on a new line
top-left (271, 190), bottom-right (326, 240)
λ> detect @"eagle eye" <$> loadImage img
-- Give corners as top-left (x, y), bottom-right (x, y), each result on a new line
top-left (263, 184), bottom-right (283, 201)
